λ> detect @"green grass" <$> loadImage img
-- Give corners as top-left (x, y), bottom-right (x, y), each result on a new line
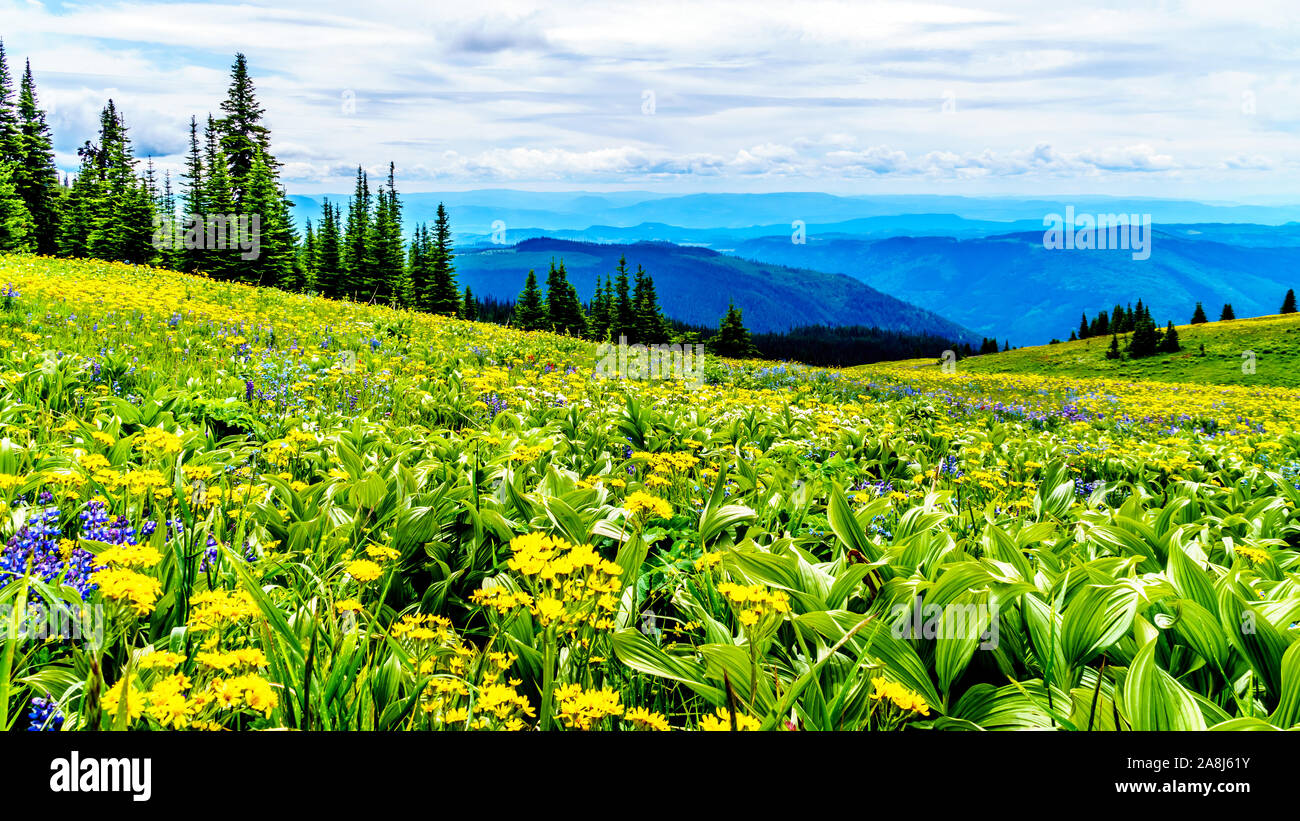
top-left (886, 312), bottom-right (1300, 387)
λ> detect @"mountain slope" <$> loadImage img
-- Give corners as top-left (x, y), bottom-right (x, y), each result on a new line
top-left (453, 237), bottom-right (978, 341)
top-left (731, 230), bottom-right (1300, 345)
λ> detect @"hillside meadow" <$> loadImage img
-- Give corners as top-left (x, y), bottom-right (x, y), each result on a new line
top-left (1, 254), bottom-right (1298, 732)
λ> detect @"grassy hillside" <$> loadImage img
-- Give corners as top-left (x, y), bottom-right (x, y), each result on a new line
top-left (2, 254), bottom-right (1298, 734)
top-left (881, 312), bottom-right (1300, 388)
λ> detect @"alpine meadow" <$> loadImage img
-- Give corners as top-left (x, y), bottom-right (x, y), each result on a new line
top-left (1, 5), bottom-right (1299, 748)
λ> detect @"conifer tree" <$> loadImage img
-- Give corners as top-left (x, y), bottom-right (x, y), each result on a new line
top-left (1190, 302), bottom-right (1208, 324)
top-left (0, 160), bottom-right (33, 251)
top-left (315, 200), bottom-right (344, 297)
top-left (513, 269), bottom-right (547, 330)
top-left (1127, 311), bottom-right (1160, 358)
top-left (1078, 313), bottom-right (1089, 340)
top-left (0, 41), bottom-right (19, 163)
top-left (13, 61), bottom-right (60, 254)
top-left (1281, 288), bottom-right (1297, 315)
top-left (342, 166), bottom-right (372, 299)
top-left (612, 255), bottom-right (635, 341)
top-left (300, 218), bottom-right (316, 289)
top-left (1220, 303), bottom-right (1235, 321)
top-left (216, 53), bottom-right (272, 202)
top-left (425, 203), bottom-right (459, 315)
top-left (632, 265), bottom-right (667, 341)
top-left (404, 223), bottom-right (428, 309)
top-left (462, 286), bottom-right (478, 320)
top-left (1105, 333), bottom-right (1121, 359)
top-left (1159, 320), bottom-right (1181, 353)
top-left (711, 301), bottom-right (757, 359)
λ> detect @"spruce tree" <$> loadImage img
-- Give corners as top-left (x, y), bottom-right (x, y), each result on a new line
top-left (1190, 302), bottom-right (1208, 324)
top-left (1127, 311), bottom-right (1160, 358)
top-left (426, 203), bottom-right (459, 315)
top-left (315, 200), bottom-right (344, 297)
top-left (1159, 321), bottom-right (1180, 353)
top-left (342, 167), bottom-right (372, 299)
top-left (633, 266), bottom-right (667, 341)
top-left (300, 218), bottom-right (317, 290)
top-left (404, 223), bottom-right (428, 309)
top-left (0, 160), bottom-right (33, 251)
top-left (588, 277), bottom-right (609, 340)
top-left (1105, 333), bottom-right (1121, 359)
top-left (1220, 303), bottom-right (1235, 321)
top-left (13, 61), bottom-right (60, 254)
top-left (711, 301), bottom-right (757, 358)
top-left (612, 255), bottom-right (634, 341)
top-left (216, 53), bottom-right (272, 201)
top-left (0, 41), bottom-right (19, 163)
top-left (1281, 288), bottom-right (1297, 315)
top-left (462, 286), bottom-right (478, 320)
top-left (513, 269), bottom-right (547, 330)
top-left (1078, 313), bottom-right (1089, 340)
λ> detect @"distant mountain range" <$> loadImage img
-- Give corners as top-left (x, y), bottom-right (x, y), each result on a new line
top-left (453, 237), bottom-right (979, 342)
top-left (285, 190), bottom-right (1300, 347)
top-left (287, 190), bottom-right (1300, 237)
top-left (729, 230), bottom-right (1300, 345)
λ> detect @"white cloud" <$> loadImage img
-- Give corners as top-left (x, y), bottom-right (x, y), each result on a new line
top-left (3, 0), bottom-right (1299, 196)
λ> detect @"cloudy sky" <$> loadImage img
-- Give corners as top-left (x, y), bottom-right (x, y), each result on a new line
top-left (4, 0), bottom-right (1300, 199)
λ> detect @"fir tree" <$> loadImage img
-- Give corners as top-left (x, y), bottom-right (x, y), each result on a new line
top-left (462, 286), bottom-right (478, 320)
top-left (0, 41), bottom-right (19, 163)
top-left (1220, 303), bottom-right (1235, 321)
top-left (1127, 311), bottom-right (1160, 358)
top-left (1281, 288), bottom-right (1297, 315)
top-left (425, 203), bottom-right (459, 315)
top-left (342, 166), bottom-right (372, 299)
top-left (632, 265), bottom-right (667, 341)
top-left (1078, 313), bottom-right (1089, 340)
top-left (1190, 302), bottom-right (1208, 324)
top-left (216, 53), bottom-right (272, 203)
top-left (13, 61), bottom-right (60, 254)
top-left (300, 218), bottom-right (317, 290)
top-left (711, 301), bottom-right (757, 359)
top-left (315, 200), bottom-right (343, 297)
top-left (1105, 333), bottom-right (1121, 360)
top-left (612, 256), bottom-right (635, 341)
top-left (513, 269), bottom-right (547, 330)
top-left (0, 160), bottom-right (33, 251)
top-left (1159, 321), bottom-right (1181, 353)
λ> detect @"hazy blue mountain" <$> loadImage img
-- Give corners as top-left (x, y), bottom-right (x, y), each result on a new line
top-left (453, 237), bottom-right (979, 341)
top-left (729, 230), bottom-right (1300, 345)
top-left (288, 191), bottom-right (1300, 237)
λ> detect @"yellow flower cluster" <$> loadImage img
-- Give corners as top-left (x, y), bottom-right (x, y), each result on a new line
top-left (95, 543), bottom-right (162, 569)
top-left (187, 589), bottom-right (259, 631)
top-left (476, 532), bottom-right (623, 634)
top-left (624, 491), bottom-right (672, 521)
top-left (553, 683), bottom-right (624, 730)
top-left (698, 707), bottom-right (762, 731)
top-left (346, 559), bottom-right (384, 583)
top-left (717, 581), bottom-right (791, 628)
top-left (95, 566), bottom-right (163, 616)
top-left (870, 677), bottom-right (930, 716)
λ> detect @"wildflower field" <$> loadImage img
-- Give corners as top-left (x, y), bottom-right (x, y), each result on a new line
top-left (2, 254), bottom-right (1299, 732)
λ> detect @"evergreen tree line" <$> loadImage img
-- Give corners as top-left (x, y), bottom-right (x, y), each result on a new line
top-left (0, 44), bottom-right (472, 317)
top-left (509, 254), bottom-right (672, 343)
